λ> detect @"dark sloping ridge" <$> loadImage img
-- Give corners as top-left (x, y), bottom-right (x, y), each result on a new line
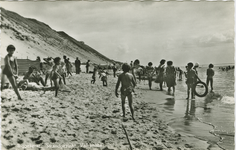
top-left (1, 7), bottom-right (115, 64)
top-left (57, 31), bottom-right (112, 62)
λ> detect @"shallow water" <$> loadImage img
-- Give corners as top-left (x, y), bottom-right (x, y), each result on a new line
top-left (144, 67), bottom-right (235, 150)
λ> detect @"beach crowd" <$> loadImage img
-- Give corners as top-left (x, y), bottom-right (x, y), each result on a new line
top-left (1, 44), bottom-right (234, 121)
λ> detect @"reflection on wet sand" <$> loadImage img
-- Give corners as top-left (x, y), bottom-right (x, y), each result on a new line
top-left (184, 100), bottom-right (196, 126)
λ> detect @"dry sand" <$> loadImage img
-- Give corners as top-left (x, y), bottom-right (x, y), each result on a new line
top-left (1, 73), bottom-right (210, 150)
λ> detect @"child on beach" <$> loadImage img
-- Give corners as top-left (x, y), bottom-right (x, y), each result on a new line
top-left (165, 61), bottom-right (176, 95)
top-left (185, 62), bottom-right (197, 99)
top-left (206, 64), bottom-right (214, 92)
top-left (43, 57), bottom-right (54, 86)
top-left (91, 66), bottom-right (98, 84)
top-left (58, 61), bottom-right (66, 85)
top-left (115, 63), bottom-right (136, 121)
top-left (1, 45), bottom-right (22, 100)
top-left (50, 57), bottom-right (63, 97)
top-left (23, 67), bottom-right (45, 86)
top-left (146, 62), bottom-right (154, 90)
top-left (99, 69), bottom-right (108, 86)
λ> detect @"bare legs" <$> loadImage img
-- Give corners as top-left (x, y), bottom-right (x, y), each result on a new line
top-left (121, 94), bottom-right (134, 121)
top-left (1, 75), bottom-right (22, 100)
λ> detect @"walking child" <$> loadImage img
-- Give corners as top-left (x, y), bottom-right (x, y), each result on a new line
top-left (91, 66), bottom-right (97, 84)
top-left (115, 63), bottom-right (136, 121)
top-left (1, 45), bottom-right (22, 100)
top-left (99, 69), bottom-right (108, 86)
top-left (206, 63), bottom-right (214, 92)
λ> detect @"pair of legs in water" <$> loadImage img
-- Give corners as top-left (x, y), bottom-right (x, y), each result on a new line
top-left (186, 83), bottom-right (195, 99)
top-left (206, 77), bottom-right (213, 92)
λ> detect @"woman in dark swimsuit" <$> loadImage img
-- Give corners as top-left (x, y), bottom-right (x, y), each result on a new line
top-left (1, 45), bottom-right (22, 100)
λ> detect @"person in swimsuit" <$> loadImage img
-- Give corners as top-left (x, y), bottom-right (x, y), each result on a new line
top-left (146, 62), bottom-right (155, 90)
top-left (206, 63), bottom-right (214, 92)
top-left (23, 67), bottom-right (45, 86)
top-left (115, 63), bottom-right (136, 121)
top-left (43, 57), bottom-right (54, 86)
top-left (156, 59), bottom-right (166, 91)
top-left (165, 61), bottom-right (176, 95)
top-left (1, 45), bottom-right (22, 100)
top-left (50, 57), bottom-right (63, 97)
top-left (91, 66), bottom-right (98, 84)
top-left (185, 62), bottom-right (197, 99)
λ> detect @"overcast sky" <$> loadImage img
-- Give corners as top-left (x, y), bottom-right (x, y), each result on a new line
top-left (1, 1), bottom-right (234, 66)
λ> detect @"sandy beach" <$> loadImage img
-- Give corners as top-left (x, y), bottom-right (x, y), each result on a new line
top-left (1, 72), bottom-right (215, 150)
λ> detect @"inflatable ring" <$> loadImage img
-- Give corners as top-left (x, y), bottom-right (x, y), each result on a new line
top-left (193, 81), bottom-right (208, 97)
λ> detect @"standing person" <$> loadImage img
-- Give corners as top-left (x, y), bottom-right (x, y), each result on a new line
top-left (185, 62), bottom-right (197, 99)
top-left (112, 63), bottom-right (117, 77)
top-left (1, 45), bottom-right (22, 100)
top-left (44, 57), bottom-right (54, 86)
top-left (165, 61), bottom-right (176, 95)
top-left (36, 56), bottom-right (43, 74)
top-left (74, 57), bottom-right (81, 74)
top-left (63, 55), bottom-right (68, 76)
top-left (178, 67), bottom-right (183, 80)
top-left (206, 64), bottom-right (215, 92)
top-left (91, 66), bottom-right (97, 84)
top-left (58, 61), bottom-right (66, 85)
top-left (86, 60), bottom-right (90, 73)
top-left (50, 57), bottom-right (63, 97)
top-left (132, 59), bottom-right (142, 82)
top-left (115, 63), bottom-right (136, 121)
top-left (146, 62), bottom-right (154, 90)
top-left (155, 59), bottom-right (166, 91)
top-left (66, 58), bottom-right (73, 76)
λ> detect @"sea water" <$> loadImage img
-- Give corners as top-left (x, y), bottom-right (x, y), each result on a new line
top-left (155, 66), bottom-right (235, 149)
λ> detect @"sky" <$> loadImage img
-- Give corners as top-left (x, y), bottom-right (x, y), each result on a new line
top-left (0, 1), bottom-right (234, 66)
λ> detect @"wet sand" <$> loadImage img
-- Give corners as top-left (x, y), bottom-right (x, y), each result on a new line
top-left (1, 73), bottom-right (212, 150)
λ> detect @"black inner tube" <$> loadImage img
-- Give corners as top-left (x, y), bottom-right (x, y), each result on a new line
top-left (193, 81), bottom-right (208, 97)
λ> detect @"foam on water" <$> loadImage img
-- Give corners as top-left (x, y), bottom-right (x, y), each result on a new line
top-left (220, 96), bottom-right (235, 104)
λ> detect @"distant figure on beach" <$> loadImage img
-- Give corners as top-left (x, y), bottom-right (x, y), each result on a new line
top-left (1, 45), bottom-right (22, 100)
top-left (91, 66), bottom-right (97, 84)
top-left (51, 57), bottom-right (63, 97)
top-left (165, 61), bottom-right (176, 95)
top-left (43, 57), bottom-right (54, 86)
top-left (63, 55), bottom-right (68, 76)
top-left (112, 63), bottom-right (117, 78)
top-left (115, 63), bottom-right (136, 121)
top-left (58, 61), bottom-right (66, 85)
top-left (23, 67), bottom-right (45, 86)
top-left (99, 69), bottom-right (108, 86)
top-left (177, 67), bottom-right (183, 81)
top-left (66, 58), bottom-right (73, 76)
top-left (185, 62), bottom-right (197, 99)
top-left (74, 57), bottom-right (81, 74)
top-left (86, 60), bottom-right (90, 73)
top-left (132, 59), bottom-right (143, 82)
top-left (36, 56), bottom-right (43, 73)
top-left (146, 62), bottom-right (154, 90)
top-left (155, 59), bottom-right (166, 91)
top-left (206, 63), bottom-right (214, 92)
